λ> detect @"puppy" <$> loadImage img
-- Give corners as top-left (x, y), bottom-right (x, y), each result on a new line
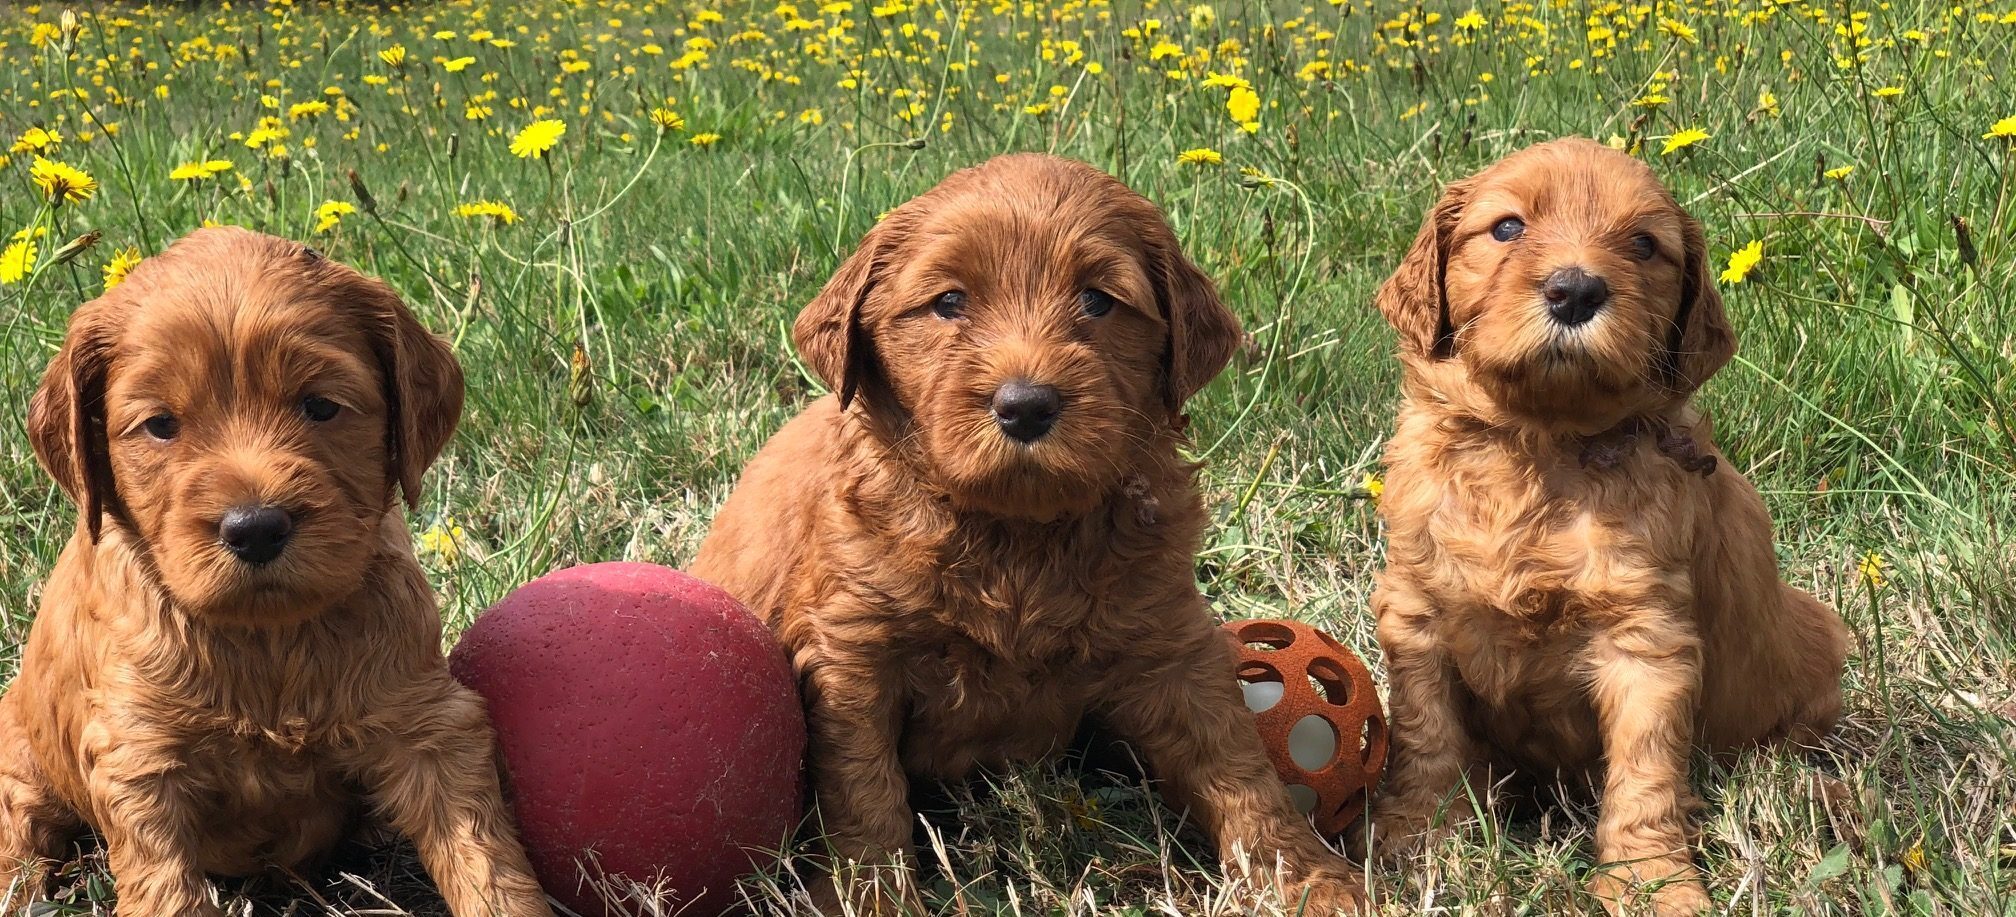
top-left (692, 154), bottom-right (1362, 913)
top-left (1, 227), bottom-right (552, 917)
top-left (1366, 138), bottom-right (1850, 914)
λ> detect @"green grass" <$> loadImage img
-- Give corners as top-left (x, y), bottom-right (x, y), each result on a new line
top-left (2, 0), bottom-right (2014, 913)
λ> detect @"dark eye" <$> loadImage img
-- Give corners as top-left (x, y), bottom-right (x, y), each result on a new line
top-left (142, 413), bottom-right (180, 441)
top-left (1630, 234), bottom-right (1657, 260)
top-left (932, 290), bottom-right (966, 320)
top-left (302, 396), bottom-right (341, 422)
top-left (1078, 288), bottom-right (1118, 318)
top-left (1490, 217), bottom-right (1525, 242)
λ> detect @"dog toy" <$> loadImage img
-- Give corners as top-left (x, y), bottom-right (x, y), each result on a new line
top-left (1221, 619), bottom-right (1388, 838)
top-left (450, 562), bottom-right (805, 917)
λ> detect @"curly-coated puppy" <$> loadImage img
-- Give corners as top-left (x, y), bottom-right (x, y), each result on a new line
top-left (1, 227), bottom-right (551, 917)
top-left (693, 154), bottom-right (1362, 913)
top-left (1366, 138), bottom-right (1849, 914)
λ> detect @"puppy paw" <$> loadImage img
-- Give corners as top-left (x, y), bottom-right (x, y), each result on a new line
top-left (1367, 801), bottom-right (1467, 863)
top-left (1280, 869), bottom-right (1370, 915)
top-left (1588, 864), bottom-right (1710, 916)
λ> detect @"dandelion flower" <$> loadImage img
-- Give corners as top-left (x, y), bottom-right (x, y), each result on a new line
top-left (1856, 551), bottom-right (1886, 587)
top-left (1177, 147), bottom-right (1224, 166)
top-left (31, 157), bottom-right (96, 205)
top-left (690, 132), bottom-right (722, 147)
top-left (1455, 9), bottom-right (1486, 30)
top-left (1189, 4), bottom-right (1216, 30)
top-left (1661, 128), bottom-right (1710, 155)
top-left (1360, 472), bottom-right (1385, 501)
top-left (1720, 240), bottom-right (1763, 284)
top-left (1658, 17), bottom-right (1698, 43)
top-left (379, 44), bottom-right (407, 66)
top-left (1984, 116), bottom-right (2016, 139)
top-left (287, 100), bottom-right (330, 120)
top-left (102, 246), bottom-right (141, 291)
top-left (650, 107), bottom-right (686, 131)
top-left (0, 239), bottom-right (35, 284)
top-left (313, 200), bottom-right (356, 234)
top-left (1227, 85), bottom-right (1259, 126)
top-left (1824, 165), bottom-right (1854, 180)
top-left (417, 519), bottom-right (471, 565)
top-left (10, 127), bottom-right (60, 153)
top-left (442, 56), bottom-right (477, 73)
top-left (509, 119), bottom-right (566, 158)
top-left (454, 200), bottom-right (519, 225)
top-left (1871, 86), bottom-right (1903, 98)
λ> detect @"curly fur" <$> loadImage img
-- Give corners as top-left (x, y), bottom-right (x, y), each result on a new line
top-left (1365, 139), bottom-right (1850, 915)
top-left (1, 227), bottom-right (551, 917)
top-left (693, 154), bottom-right (1364, 914)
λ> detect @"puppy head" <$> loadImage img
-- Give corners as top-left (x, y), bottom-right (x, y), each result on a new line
top-left (795, 153), bottom-right (1240, 520)
top-left (28, 226), bottom-right (462, 625)
top-left (1377, 137), bottom-right (1734, 429)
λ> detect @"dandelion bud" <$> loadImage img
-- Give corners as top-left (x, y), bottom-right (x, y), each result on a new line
top-left (1951, 215), bottom-right (1977, 272)
top-left (447, 132), bottom-right (459, 161)
top-left (346, 169), bottom-right (377, 214)
top-left (568, 342), bottom-right (594, 409)
top-left (50, 230), bottom-right (100, 266)
top-left (59, 10), bottom-right (80, 51)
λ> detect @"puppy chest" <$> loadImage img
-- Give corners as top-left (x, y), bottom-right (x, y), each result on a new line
top-left (899, 643), bottom-right (1093, 778)
top-left (182, 738), bottom-right (359, 873)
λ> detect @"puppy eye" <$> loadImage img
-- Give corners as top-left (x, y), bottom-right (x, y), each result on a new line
top-left (142, 414), bottom-right (180, 441)
top-left (932, 290), bottom-right (966, 320)
top-left (1630, 234), bottom-right (1657, 261)
top-left (302, 396), bottom-right (342, 422)
top-left (1490, 217), bottom-right (1525, 242)
top-left (1078, 288), bottom-right (1118, 318)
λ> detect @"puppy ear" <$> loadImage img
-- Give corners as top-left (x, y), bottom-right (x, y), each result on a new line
top-left (28, 306), bottom-right (118, 542)
top-left (357, 274), bottom-right (464, 510)
top-left (1376, 179), bottom-right (1470, 359)
top-left (1153, 241), bottom-right (1243, 415)
top-left (794, 218), bottom-right (903, 410)
top-left (1666, 212), bottom-right (1737, 394)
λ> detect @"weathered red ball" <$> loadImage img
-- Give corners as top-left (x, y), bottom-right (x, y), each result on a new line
top-left (450, 562), bottom-right (805, 917)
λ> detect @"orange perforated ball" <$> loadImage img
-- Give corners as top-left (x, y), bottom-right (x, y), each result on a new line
top-left (1221, 619), bottom-right (1388, 838)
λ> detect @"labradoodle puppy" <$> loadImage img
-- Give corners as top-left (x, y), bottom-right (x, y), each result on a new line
top-left (2, 227), bottom-right (552, 917)
top-left (693, 153), bottom-right (1363, 914)
top-left (1366, 138), bottom-right (1849, 915)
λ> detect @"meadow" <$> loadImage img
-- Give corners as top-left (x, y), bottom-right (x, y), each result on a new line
top-left (2, 0), bottom-right (2013, 913)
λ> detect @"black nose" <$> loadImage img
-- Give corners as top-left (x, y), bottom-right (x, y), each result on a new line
top-left (991, 380), bottom-right (1062, 443)
top-left (219, 505), bottom-right (294, 566)
top-left (1542, 267), bottom-right (1610, 326)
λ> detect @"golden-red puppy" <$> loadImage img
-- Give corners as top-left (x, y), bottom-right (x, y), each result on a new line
top-left (1366, 138), bottom-right (1849, 915)
top-left (693, 154), bottom-right (1362, 913)
top-left (1, 227), bottom-right (551, 917)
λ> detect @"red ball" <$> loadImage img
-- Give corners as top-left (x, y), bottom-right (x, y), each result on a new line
top-left (449, 562), bottom-right (806, 917)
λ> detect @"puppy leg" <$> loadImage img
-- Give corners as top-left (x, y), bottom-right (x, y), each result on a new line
top-left (1100, 621), bottom-right (1365, 915)
top-left (1370, 584), bottom-right (1481, 857)
top-left (1586, 622), bottom-right (1710, 916)
top-left (351, 676), bottom-right (552, 917)
top-left (799, 655), bottom-right (920, 916)
top-left (1775, 586), bottom-right (1847, 747)
top-left (87, 735), bottom-right (222, 917)
top-left (0, 695), bottom-right (80, 907)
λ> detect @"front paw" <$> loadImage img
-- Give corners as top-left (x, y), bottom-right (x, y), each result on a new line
top-left (1368, 796), bottom-right (1471, 862)
top-left (1279, 867), bottom-right (1369, 916)
top-left (1588, 861), bottom-right (1710, 916)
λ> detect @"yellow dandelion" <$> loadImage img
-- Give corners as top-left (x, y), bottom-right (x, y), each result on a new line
top-left (1360, 473), bottom-right (1385, 501)
top-left (1177, 147), bottom-right (1224, 166)
top-left (417, 519), bottom-right (472, 565)
top-left (509, 119), bottom-right (566, 158)
top-left (313, 200), bottom-right (356, 234)
top-left (102, 246), bottom-right (141, 291)
top-left (10, 126), bottom-right (60, 153)
top-left (1856, 551), bottom-right (1886, 587)
top-left (1227, 86), bottom-right (1260, 125)
top-left (0, 239), bottom-right (35, 284)
top-left (31, 157), bottom-right (97, 205)
top-left (1984, 116), bottom-right (2016, 139)
top-left (1661, 128), bottom-right (1711, 155)
top-left (1871, 86), bottom-right (1904, 98)
top-left (650, 107), bottom-right (686, 131)
top-left (690, 132), bottom-right (722, 147)
top-left (442, 56), bottom-right (477, 73)
top-left (379, 44), bottom-right (407, 66)
top-left (1720, 240), bottom-right (1763, 284)
top-left (1659, 17), bottom-right (1699, 43)
top-left (1824, 165), bottom-right (1855, 180)
top-left (1455, 10), bottom-right (1486, 30)
top-left (454, 200), bottom-right (519, 225)
top-left (287, 100), bottom-right (330, 120)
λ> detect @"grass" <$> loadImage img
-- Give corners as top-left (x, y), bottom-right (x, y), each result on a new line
top-left (2, 0), bottom-right (2014, 913)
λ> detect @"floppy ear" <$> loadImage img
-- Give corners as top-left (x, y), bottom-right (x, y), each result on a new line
top-left (28, 307), bottom-right (118, 542)
top-left (794, 217), bottom-right (905, 410)
top-left (1376, 179), bottom-right (1470, 359)
top-left (1665, 212), bottom-right (1737, 394)
top-left (355, 273), bottom-right (464, 510)
top-left (1152, 239), bottom-right (1243, 416)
